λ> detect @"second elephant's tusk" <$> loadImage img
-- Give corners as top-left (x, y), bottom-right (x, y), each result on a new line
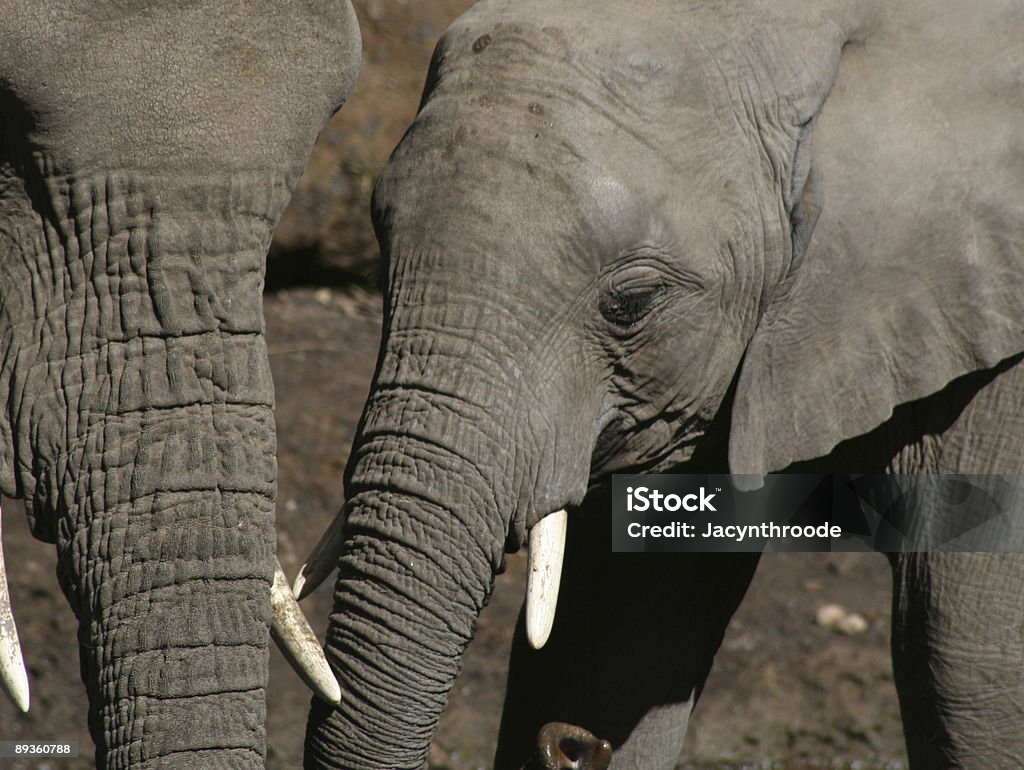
top-left (0, 501), bottom-right (30, 713)
top-left (293, 507), bottom-right (345, 601)
top-left (526, 509), bottom-right (568, 650)
top-left (270, 560), bottom-right (342, 705)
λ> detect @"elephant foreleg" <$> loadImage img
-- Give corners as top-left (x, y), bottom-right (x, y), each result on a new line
top-left (885, 356), bottom-right (1024, 769)
top-left (891, 551), bottom-right (1024, 769)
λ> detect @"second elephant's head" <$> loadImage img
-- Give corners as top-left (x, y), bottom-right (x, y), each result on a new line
top-left (303, 2), bottom-right (971, 767)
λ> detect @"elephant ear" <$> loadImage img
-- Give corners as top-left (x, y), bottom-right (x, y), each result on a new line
top-left (729, 6), bottom-right (1024, 476)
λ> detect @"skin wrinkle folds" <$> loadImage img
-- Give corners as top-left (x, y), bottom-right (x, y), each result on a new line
top-left (311, 5), bottom-right (807, 765)
top-left (7, 171), bottom-right (283, 486)
top-left (1, 0), bottom-right (360, 765)
top-left (295, 1), bottom-right (1024, 769)
top-left (6, 156), bottom-right (296, 770)
top-left (348, 431), bottom-right (506, 566)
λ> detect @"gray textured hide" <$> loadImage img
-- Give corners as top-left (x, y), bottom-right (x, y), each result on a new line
top-left (1, 2), bottom-right (359, 767)
top-left (301, 1), bottom-right (1024, 769)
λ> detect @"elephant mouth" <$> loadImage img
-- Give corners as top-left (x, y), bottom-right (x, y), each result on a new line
top-left (0, 496), bottom-right (341, 713)
top-left (591, 409), bottom-right (711, 479)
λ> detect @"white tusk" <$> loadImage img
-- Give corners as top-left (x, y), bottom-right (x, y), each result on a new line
top-left (526, 509), bottom-right (568, 650)
top-left (0, 501), bottom-right (30, 712)
top-left (270, 559), bottom-right (341, 705)
top-left (293, 507), bottom-right (345, 600)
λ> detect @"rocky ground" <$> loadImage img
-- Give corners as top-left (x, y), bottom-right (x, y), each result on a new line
top-left (1, 2), bottom-right (910, 768)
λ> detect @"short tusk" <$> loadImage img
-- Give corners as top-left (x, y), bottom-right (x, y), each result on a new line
top-left (526, 509), bottom-right (568, 650)
top-left (0, 501), bottom-right (30, 712)
top-left (292, 507), bottom-right (345, 601)
top-left (270, 559), bottom-right (341, 705)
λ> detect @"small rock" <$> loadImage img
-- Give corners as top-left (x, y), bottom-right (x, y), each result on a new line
top-left (838, 612), bottom-right (869, 635)
top-left (816, 603), bottom-right (847, 628)
top-left (427, 741), bottom-right (453, 770)
top-left (816, 603), bottom-right (869, 635)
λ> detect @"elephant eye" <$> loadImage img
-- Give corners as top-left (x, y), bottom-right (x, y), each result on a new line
top-left (599, 269), bottom-right (666, 328)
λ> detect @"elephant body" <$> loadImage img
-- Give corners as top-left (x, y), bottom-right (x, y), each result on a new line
top-left (1, 2), bottom-right (359, 766)
top-left (498, 355), bottom-right (1024, 769)
top-left (302, 1), bottom-right (1024, 769)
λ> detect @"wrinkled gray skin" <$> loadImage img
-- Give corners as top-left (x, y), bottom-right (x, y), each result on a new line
top-left (305, 0), bottom-right (1024, 768)
top-left (1, 2), bottom-right (359, 767)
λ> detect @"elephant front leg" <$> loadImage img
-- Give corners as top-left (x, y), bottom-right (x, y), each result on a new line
top-left (891, 552), bottom-right (1024, 769)
top-left (495, 506), bottom-right (758, 770)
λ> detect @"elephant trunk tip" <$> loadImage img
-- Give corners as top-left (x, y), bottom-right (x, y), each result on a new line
top-left (536, 722), bottom-right (613, 770)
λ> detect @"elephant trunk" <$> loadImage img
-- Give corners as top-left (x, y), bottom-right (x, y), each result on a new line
top-left (63, 435), bottom-right (276, 767)
top-left (2, 171), bottom-right (293, 767)
top-left (305, 407), bottom-right (508, 767)
top-left (306, 487), bottom-right (492, 767)
top-left (302, 294), bottom-right (580, 768)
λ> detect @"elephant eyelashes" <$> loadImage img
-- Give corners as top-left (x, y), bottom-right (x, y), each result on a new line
top-left (599, 267), bottom-right (668, 328)
top-left (599, 287), bottom-right (661, 327)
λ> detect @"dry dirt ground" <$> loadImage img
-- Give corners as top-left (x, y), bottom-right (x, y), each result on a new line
top-left (2, 2), bottom-right (909, 768)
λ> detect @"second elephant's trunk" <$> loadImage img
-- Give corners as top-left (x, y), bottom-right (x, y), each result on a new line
top-left (2, 171), bottom-right (292, 767)
top-left (60, 403), bottom-right (277, 767)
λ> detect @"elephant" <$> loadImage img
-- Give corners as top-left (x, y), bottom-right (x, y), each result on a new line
top-left (295, 0), bottom-right (1024, 768)
top-left (0, 1), bottom-right (360, 766)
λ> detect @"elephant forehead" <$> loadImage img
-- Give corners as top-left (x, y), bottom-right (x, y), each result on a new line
top-left (437, 4), bottom-right (720, 133)
top-left (422, 10), bottom-right (790, 207)
top-left (376, 104), bottom-right (728, 285)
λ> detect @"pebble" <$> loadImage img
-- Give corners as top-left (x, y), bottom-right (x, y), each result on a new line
top-left (816, 603), bottom-right (869, 635)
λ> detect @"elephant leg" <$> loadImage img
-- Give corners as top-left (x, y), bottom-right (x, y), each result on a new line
top-left (495, 506), bottom-right (759, 770)
top-left (891, 552), bottom-right (1024, 769)
top-left (883, 357), bottom-right (1024, 768)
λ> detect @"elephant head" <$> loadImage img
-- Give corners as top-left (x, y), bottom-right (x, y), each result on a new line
top-left (0, 1), bottom-right (360, 765)
top-left (300, 0), bottom-right (1024, 767)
